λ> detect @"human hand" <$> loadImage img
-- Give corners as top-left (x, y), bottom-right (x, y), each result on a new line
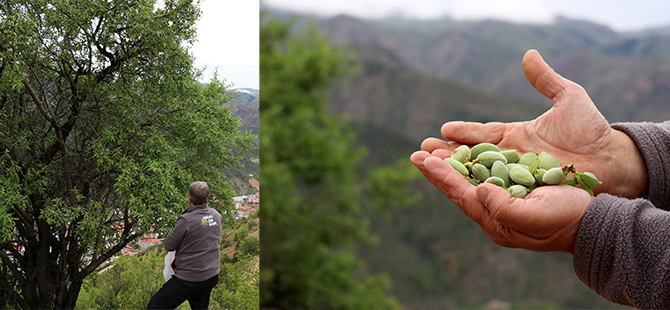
top-left (412, 154), bottom-right (592, 253)
top-left (417, 49), bottom-right (648, 198)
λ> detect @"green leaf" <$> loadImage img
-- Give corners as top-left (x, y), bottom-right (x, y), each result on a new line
top-left (576, 176), bottom-right (595, 196)
top-left (468, 178), bottom-right (481, 186)
top-left (580, 172), bottom-right (603, 187)
top-left (528, 152), bottom-right (543, 175)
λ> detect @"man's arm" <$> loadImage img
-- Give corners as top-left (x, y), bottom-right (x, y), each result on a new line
top-left (165, 217), bottom-right (187, 251)
top-left (574, 195), bottom-right (670, 309)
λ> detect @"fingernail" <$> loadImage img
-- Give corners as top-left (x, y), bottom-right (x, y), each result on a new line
top-left (477, 187), bottom-right (489, 205)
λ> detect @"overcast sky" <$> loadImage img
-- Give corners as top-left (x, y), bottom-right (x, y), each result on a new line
top-left (191, 0), bottom-right (259, 89)
top-left (264, 0), bottom-right (670, 32)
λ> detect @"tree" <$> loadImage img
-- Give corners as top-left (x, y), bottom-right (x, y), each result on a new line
top-left (0, 0), bottom-right (254, 308)
top-left (259, 13), bottom-right (401, 310)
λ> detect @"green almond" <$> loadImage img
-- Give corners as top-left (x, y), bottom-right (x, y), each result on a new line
top-left (542, 167), bottom-right (567, 185)
top-left (484, 176), bottom-right (506, 187)
top-left (500, 149), bottom-right (520, 164)
top-left (472, 163), bottom-right (490, 182)
top-left (508, 184), bottom-right (528, 198)
top-left (450, 145), bottom-right (471, 163)
top-left (470, 143), bottom-right (500, 161)
top-left (445, 158), bottom-right (470, 177)
top-left (476, 151), bottom-right (508, 168)
top-left (518, 152), bottom-right (538, 166)
top-left (491, 161), bottom-right (511, 187)
top-left (538, 152), bottom-right (561, 170)
top-left (509, 166), bottom-right (536, 187)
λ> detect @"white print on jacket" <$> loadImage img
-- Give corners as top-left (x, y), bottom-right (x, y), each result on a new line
top-left (200, 214), bottom-right (218, 227)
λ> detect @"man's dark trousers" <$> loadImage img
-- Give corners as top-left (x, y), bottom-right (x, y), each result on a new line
top-left (146, 274), bottom-right (218, 310)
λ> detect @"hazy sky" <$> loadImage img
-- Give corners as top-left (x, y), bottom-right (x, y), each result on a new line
top-left (191, 0), bottom-right (259, 89)
top-left (264, 0), bottom-right (670, 32)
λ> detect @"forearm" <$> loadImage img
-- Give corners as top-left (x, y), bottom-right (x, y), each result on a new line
top-left (574, 194), bottom-right (670, 309)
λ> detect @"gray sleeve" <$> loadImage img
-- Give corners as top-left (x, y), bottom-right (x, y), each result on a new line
top-left (573, 121), bottom-right (670, 309)
top-left (573, 194), bottom-right (670, 309)
top-left (612, 121), bottom-right (670, 209)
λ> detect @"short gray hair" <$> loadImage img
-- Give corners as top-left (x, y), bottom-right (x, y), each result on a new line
top-left (189, 181), bottom-right (210, 205)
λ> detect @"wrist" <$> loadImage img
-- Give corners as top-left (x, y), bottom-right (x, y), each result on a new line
top-left (605, 129), bottom-right (648, 198)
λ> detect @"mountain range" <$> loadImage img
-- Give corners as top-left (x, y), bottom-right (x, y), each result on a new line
top-left (225, 88), bottom-right (259, 196)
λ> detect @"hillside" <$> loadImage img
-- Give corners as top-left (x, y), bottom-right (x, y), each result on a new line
top-left (76, 217), bottom-right (259, 309)
top-left (226, 88), bottom-right (260, 195)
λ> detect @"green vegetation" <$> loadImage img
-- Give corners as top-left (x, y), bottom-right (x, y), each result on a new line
top-left (75, 217), bottom-right (259, 309)
top-left (260, 12), bottom-right (423, 310)
top-left (0, 1), bottom-right (254, 308)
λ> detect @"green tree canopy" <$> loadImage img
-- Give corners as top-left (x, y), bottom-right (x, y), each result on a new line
top-left (259, 13), bottom-right (401, 310)
top-left (0, 0), bottom-right (254, 308)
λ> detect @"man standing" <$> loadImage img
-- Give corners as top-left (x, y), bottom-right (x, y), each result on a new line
top-left (147, 181), bottom-right (223, 309)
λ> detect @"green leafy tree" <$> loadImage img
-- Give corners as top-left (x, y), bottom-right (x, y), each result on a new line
top-left (259, 13), bottom-right (401, 310)
top-left (0, 0), bottom-right (253, 308)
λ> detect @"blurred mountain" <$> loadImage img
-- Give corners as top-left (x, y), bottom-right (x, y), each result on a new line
top-left (319, 14), bottom-right (670, 123)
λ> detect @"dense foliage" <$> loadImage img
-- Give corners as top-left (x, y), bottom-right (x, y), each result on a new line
top-left (75, 217), bottom-right (260, 309)
top-left (259, 12), bottom-right (405, 310)
top-left (0, 0), bottom-right (253, 308)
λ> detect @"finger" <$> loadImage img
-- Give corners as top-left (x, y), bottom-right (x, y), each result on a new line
top-left (422, 157), bottom-right (491, 223)
top-left (420, 138), bottom-right (457, 155)
top-left (522, 49), bottom-right (570, 101)
top-left (476, 183), bottom-right (530, 230)
top-left (441, 121), bottom-right (508, 145)
top-left (475, 184), bottom-right (561, 251)
top-left (410, 151), bottom-right (446, 191)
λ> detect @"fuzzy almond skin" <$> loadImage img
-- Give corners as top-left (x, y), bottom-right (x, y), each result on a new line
top-left (500, 149), bottom-right (520, 164)
top-left (518, 152), bottom-right (538, 167)
top-left (484, 176), bottom-right (506, 187)
top-left (510, 166), bottom-right (536, 187)
top-left (445, 158), bottom-right (470, 177)
top-left (491, 160), bottom-right (511, 187)
top-left (538, 151), bottom-right (561, 170)
top-left (472, 163), bottom-right (491, 182)
top-left (477, 151), bottom-right (508, 168)
top-left (543, 167), bottom-right (567, 185)
top-left (508, 184), bottom-right (528, 198)
top-left (470, 143), bottom-right (500, 161)
top-left (450, 145), bottom-right (471, 163)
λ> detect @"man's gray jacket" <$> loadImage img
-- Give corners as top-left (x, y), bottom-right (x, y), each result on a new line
top-left (165, 203), bottom-right (223, 282)
top-left (574, 121), bottom-right (670, 309)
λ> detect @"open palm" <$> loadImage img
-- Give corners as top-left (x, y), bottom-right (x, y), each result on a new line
top-left (416, 49), bottom-right (647, 198)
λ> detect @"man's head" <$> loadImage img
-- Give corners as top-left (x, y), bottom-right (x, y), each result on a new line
top-left (189, 181), bottom-right (210, 206)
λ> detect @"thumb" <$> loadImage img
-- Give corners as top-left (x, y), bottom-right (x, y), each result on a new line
top-left (476, 183), bottom-right (525, 228)
top-left (522, 49), bottom-right (569, 101)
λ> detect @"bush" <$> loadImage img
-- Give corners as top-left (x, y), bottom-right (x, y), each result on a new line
top-left (233, 228), bottom-right (249, 246)
top-left (238, 236), bottom-right (260, 256)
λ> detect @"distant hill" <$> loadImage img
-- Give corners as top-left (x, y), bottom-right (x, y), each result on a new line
top-left (317, 13), bottom-right (670, 123)
top-left (227, 88), bottom-right (259, 196)
top-left (232, 88), bottom-right (259, 128)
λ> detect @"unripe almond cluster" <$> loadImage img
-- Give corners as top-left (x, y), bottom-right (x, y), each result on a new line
top-left (445, 143), bottom-right (602, 198)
